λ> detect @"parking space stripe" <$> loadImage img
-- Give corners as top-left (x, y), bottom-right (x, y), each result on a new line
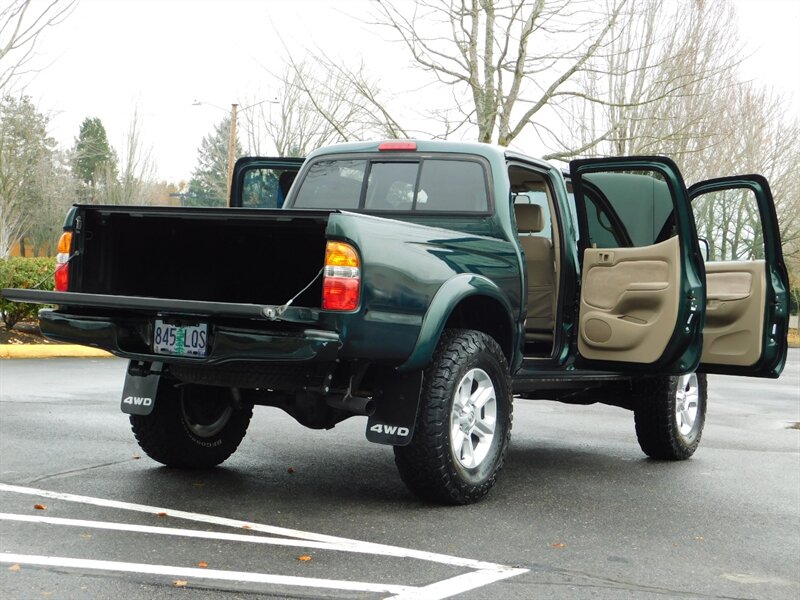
top-left (0, 553), bottom-right (414, 595)
top-left (0, 483), bottom-right (529, 600)
top-left (0, 513), bottom-right (353, 552)
top-left (386, 568), bottom-right (530, 600)
top-left (0, 483), bottom-right (515, 571)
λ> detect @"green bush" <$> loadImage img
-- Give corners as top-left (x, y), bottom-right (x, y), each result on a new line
top-left (0, 257), bottom-right (56, 329)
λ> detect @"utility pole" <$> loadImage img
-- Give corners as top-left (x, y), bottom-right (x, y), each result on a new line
top-left (193, 98), bottom-right (278, 205)
top-left (228, 103), bottom-right (238, 205)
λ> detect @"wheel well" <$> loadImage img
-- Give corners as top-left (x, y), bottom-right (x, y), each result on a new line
top-left (444, 295), bottom-right (513, 363)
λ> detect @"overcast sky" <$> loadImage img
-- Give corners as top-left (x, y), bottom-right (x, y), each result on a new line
top-left (21, 0), bottom-right (800, 183)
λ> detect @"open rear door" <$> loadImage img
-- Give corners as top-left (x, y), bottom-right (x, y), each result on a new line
top-left (689, 175), bottom-right (789, 377)
top-left (229, 156), bottom-right (305, 208)
top-left (569, 157), bottom-right (705, 374)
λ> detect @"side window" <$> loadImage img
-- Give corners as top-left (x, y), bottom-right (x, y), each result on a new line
top-left (581, 171), bottom-right (674, 248)
top-left (241, 168), bottom-right (297, 208)
top-left (417, 160), bottom-right (488, 212)
top-left (293, 160), bottom-right (367, 209)
top-left (692, 187), bottom-right (764, 260)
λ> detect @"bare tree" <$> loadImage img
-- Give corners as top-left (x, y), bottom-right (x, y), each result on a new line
top-left (371, 0), bottom-right (630, 146)
top-left (24, 147), bottom-right (76, 255)
top-left (99, 107), bottom-right (158, 205)
top-left (0, 0), bottom-right (76, 93)
top-left (559, 0), bottom-right (743, 163)
top-left (243, 58), bottom-right (406, 158)
top-left (0, 94), bottom-right (55, 258)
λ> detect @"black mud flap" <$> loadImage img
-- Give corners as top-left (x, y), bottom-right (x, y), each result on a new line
top-left (120, 361), bottom-right (163, 416)
top-left (366, 371), bottom-right (423, 446)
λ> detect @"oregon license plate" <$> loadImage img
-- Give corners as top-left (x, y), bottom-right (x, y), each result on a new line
top-left (153, 320), bottom-right (208, 357)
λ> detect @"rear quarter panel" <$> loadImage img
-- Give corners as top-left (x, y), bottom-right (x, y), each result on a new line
top-left (323, 211), bottom-right (521, 365)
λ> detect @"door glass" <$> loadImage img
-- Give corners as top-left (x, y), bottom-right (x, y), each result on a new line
top-left (241, 168), bottom-right (298, 208)
top-left (692, 187), bottom-right (764, 260)
top-left (582, 170), bottom-right (675, 248)
top-left (692, 185), bottom-right (768, 369)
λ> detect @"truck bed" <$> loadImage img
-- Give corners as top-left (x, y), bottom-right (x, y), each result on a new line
top-left (74, 205), bottom-right (330, 307)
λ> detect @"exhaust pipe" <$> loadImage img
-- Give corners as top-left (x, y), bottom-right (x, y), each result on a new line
top-left (326, 394), bottom-right (375, 416)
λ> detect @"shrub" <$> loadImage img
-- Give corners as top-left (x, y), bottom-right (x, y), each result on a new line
top-left (0, 257), bottom-right (56, 329)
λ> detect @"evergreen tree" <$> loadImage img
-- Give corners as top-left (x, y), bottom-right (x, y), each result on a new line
top-left (72, 117), bottom-right (117, 200)
top-left (186, 116), bottom-right (241, 207)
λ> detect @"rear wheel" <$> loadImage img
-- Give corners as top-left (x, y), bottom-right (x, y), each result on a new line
top-left (130, 380), bottom-right (252, 468)
top-left (394, 329), bottom-right (512, 504)
top-left (633, 372), bottom-right (707, 460)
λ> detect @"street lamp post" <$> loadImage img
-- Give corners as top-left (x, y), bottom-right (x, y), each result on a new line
top-left (192, 99), bottom-right (278, 204)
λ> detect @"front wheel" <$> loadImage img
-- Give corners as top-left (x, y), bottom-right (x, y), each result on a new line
top-left (130, 380), bottom-right (253, 468)
top-left (394, 329), bottom-right (512, 505)
top-left (633, 372), bottom-right (707, 460)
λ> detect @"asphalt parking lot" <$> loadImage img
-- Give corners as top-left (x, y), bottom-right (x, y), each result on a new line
top-left (1, 351), bottom-right (798, 599)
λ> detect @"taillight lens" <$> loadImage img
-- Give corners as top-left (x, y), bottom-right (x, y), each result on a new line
top-left (378, 140), bottom-right (417, 151)
top-left (55, 231), bottom-right (72, 291)
top-left (322, 241), bottom-right (360, 311)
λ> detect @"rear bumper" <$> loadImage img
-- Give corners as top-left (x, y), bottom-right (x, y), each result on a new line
top-left (38, 309), bottom-right (341, 365)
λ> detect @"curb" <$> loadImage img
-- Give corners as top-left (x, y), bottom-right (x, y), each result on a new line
top-left (0, 344), bottom-right (113, 359)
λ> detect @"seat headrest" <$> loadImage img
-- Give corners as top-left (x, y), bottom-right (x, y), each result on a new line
top-left (514, 203), bottom-right (545, 233)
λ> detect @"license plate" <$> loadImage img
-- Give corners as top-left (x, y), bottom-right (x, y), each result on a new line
top-left (153, 320), bottom-right (208, 357)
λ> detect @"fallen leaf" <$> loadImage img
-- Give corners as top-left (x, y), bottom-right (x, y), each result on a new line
top-left (33, 504), bottom-right (46, 510)
top-left (297, 555), bottom-right (312, 562)
top-left (241, 524), bottom-right (252, 530)
top-left (197, 561), bottom-right (208, 568)
top-left (80, 533), bottom-right (92, 539)
top-left (8, 564), bottom-right (21, 572)
top-left (173, 580), bottom-right (188, 587)
top-left (156, 512), bottom-right (167, 518)
top-left (132, 454), bottom-right (141, 460)
top-left (550, 542), bottom-right (567, 549)
top-left (287, 467), bottom-right (295, 474)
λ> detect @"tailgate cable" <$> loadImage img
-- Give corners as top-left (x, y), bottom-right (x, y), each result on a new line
top-left (262, 268), bottom-right (323, 321)
top-left (31, 251), bottom-right (79, 290)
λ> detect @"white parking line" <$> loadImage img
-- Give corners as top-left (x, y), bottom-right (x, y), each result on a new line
top-left (0, 513), bottom-right (363, 552)
top-left (0, 554), bottom-right (414, 595)
top-left (0, 483), bottom-right (528, 599)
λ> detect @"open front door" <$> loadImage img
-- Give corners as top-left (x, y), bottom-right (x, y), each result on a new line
top-left (689, 175), bottom-right (789, 377)
top-left (569, 157), bottom-right (705, 374)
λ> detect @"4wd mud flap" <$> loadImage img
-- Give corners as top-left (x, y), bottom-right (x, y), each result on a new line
top-left (120, 361), bottom-right (163, 416)
top-left (365, 371), bottom-right (423, 446)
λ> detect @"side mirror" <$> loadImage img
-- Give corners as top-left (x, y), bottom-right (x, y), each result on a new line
top-left (698, 237), bottom-right (710, 261)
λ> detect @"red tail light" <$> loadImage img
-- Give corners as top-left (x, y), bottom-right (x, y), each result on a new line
top-left (55, 231), bottom-right (72, 291)
top-left (322, 241), bottom-right (360, 311)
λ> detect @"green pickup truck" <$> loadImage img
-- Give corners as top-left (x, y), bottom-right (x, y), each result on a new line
top-left (3, 139), bottom-right (789, 504)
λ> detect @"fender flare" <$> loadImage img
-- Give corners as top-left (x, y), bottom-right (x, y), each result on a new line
top-left (398, 273), bottom-right (517, 372)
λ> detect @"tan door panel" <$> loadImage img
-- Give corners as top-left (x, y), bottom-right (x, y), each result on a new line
top-left (702, 261), bottom-right (765, 366)
top-left (579, 236), bottom-right (681, 363)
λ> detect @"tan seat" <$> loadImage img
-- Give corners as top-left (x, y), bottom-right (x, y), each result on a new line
top-left (514, 204), bottom-right (555, 341)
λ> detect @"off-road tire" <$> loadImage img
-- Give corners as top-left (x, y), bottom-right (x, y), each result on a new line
top-left (394, 329), bottom-right (512, 505)
top-left (130, 380), bottom-right (253, 468)
top-left (633, 373), bottom-right (707, 460)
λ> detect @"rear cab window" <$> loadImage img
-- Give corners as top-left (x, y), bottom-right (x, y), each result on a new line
top-left (289, 155), bottom-right (491, 213)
